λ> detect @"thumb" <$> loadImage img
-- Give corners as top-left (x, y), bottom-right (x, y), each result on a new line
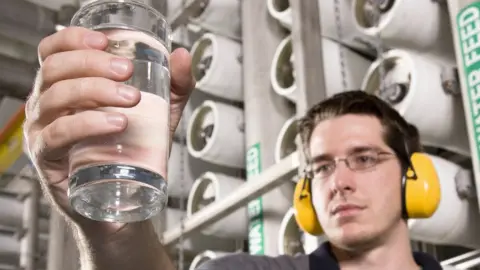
top-left (169, 47), bottom-right (196, 136)
top-left (170, 47), bottom-right (196, 102)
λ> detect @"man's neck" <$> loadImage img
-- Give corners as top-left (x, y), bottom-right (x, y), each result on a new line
top-left (332, 223), bottom-right (419, 270)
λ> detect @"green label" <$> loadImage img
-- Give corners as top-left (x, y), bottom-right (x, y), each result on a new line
top-left (246, 143), bottom-right (265, 255)
top-left (457, 2), bottom-right (480, 163)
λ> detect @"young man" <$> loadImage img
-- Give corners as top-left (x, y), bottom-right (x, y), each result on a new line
top-left (24, 27), bottom-right (442, 270)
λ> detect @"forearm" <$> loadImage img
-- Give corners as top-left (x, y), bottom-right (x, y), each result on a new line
top-left (76, 220), bottom-right (175, 270)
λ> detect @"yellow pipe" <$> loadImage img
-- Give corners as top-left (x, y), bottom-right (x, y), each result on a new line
top-left (0, 104), bottom-right (26, 173)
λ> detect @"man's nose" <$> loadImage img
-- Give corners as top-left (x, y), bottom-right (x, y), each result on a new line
top-left (330, 162), bottom-right (356, 193)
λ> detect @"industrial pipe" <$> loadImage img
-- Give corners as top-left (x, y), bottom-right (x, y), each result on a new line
top-left (0, 0), bottom-right (56, 37)
top-left (408, 154), bottom-right (480, 249)
top-left (162, 152), bottom-right (299, 245)
top-left (20, 180), bottom-right (40, 270)
top-left (278, 208), bottom-right (325, 256)
top-left (186, 100), bottom-right (245, 169)
top-left (352, 0), bottom-right (455, 65)
top-left (0, 233), bottom-right (20, 267)
top-left (0, 194), bottom-right (49, 233)
top-left (266, 0), bottom-right (291, 30)
top-left (168, 141), bottom-right (195, 198)
top-left (0, 31), bottom-right (37, 62)
top-left (0, 232), bottom-right (48, 268)
top-left (271, 36), bottom-right (372, 103)
top-left (0, 55), bottom-right (36, 100)
top-left (0, 104), bottom-right (27, 174)
top-left (186, 172), bottom-right (248, 239)
top-left (274, 117), bottom-right (297, 164)
top-left (153, 208), bottom-right (241, 255)
top-left (188, 0), bottom-right (241, 40)
top-left (243, 0), bottom-right (296, 256)
top-left (361, 49), bottom-right (469, 156)
top-left (46, 210), bottom-right (65, 270)
top-left (267, 0), bottom-right (375, 54)
top-left (190, 33), bottom-right (242, 102)
top-left (188, 250), bottom-right (231, 270)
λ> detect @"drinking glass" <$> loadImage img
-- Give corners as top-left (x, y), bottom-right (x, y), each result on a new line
top-left (69, 0), bottom-right (171, 223)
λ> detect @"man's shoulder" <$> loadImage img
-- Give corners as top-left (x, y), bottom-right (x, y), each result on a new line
top-left (196, 253), bottom-right (309, 270)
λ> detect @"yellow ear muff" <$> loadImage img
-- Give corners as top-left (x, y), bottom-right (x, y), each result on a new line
top-left (293, 177), bottom-right (324, 236)
top-left (404, 152), bottom-right (441, 219)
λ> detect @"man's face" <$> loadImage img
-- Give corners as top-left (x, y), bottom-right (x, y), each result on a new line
top-left (309, 114), bottom-right (403, 248)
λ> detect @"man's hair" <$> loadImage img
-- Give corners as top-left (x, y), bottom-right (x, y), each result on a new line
top-left (298, 90), bottom-right (421, 169)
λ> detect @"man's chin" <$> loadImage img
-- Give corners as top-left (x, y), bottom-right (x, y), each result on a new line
top-left (328, 224), bottom-right (376, 250)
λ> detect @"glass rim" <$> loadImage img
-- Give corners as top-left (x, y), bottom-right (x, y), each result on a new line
top-left (70, 0), bottom-right (168, 27)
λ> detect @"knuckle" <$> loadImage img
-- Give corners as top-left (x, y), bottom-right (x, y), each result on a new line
top-left (39, 82), bottom-right (60, 112)
top-left (45, 120), bottom-right (66, 147)
top-left (81, 51), bottom-right (94, 71)
top-left (41, 55), bottom-right (57, 83)
top-left (78, 113), bottom-right (97, 130)
top-left (59, 27), bottom-right (83, 47)
top-left (78, 77), bottom-right (94, 100)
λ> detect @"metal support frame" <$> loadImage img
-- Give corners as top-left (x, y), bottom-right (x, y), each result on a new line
top-left (167, 0), bottom-right (208, 32)
top-left (162, 152), bottom-right (300, 245)
top-left (289, 0), bottom-right (328, 114)
top-left (19, 180), bottom-right (40, 270)
top-left (289, 0), bottom-right (328, 171)
top-left (441, 249), bottom-right (480, 269)
top-left (46, 211), bottom-right (65, 270)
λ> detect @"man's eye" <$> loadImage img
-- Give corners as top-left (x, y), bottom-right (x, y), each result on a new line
top-left (315, 163), bottom-right (334, 174)
top-left (353, 154), bottom-right (377, 166)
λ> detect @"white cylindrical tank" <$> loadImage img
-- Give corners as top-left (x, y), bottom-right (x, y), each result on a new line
top-left (274, 117), bottom-right (298, 164)
top-left (267, 0), bottom-right (375, 54)
top-left (152, 208), bottom-right (240, 254)
top-left (167, 141), bottom-right (195, 198)
top-left (352, 0), bottom-right (455, 65)
top-left (187, 100), bottom-right (245, 169)
top-left (188, 0), bottom-right (241, 40)
top-left (278, 208), bottom-right (326, 255)
top-left (266, 0), bottom-right (292, 30)
top-left (361, 49), bottom-right (469, 156)
top-left (271, 36), bottom-right (372, 103)
top-left (0, 195), bottom-right (49, 233)
top-left (190, 33), bottom-right (242, 102)
top-left (189, 250), bottom-right (231, 270)
top-left (0, 233), bottom-right (20, 266)
top-left (408, 155), bottom-right (480, 249)
top-left (187, 172), bottom-right (248, 239)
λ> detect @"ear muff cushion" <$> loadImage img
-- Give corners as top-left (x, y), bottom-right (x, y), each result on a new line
top-left (293, 178), bottom-right (324, 235)
top-left (404, 153), bottom-right (441, 218)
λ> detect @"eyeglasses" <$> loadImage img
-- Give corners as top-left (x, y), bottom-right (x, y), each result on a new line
top-left (311, 150), bottom-right (394, 179)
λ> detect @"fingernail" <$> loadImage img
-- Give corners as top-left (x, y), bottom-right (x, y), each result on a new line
top-left (106, 114), bottom-right (126, 127)
top-left (111, 58), bottom-right (130, 75)
top-left (85, 32), bottom-right (106, 47)
top-left (117, 84), bottom-right (137, 100)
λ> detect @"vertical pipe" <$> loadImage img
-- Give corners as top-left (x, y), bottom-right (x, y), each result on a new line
top-left (46, 210), bottom-right (65, 270)
top-left (242, 0), bottom-right (295, 256)
top-left (448, 0), bottom-right (480, 212)
top-left (288, 0), bottom-right (326, 174)
top-left (19, 180), bottom-right (40, 270)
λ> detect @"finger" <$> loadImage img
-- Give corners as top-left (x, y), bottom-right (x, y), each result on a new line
top-left (38, 78), bottom-right (141, 124)
top-left (38, 110), bottom-right (127, 160)
top-left (41, 49), bottom-right (133, 87)
top-left (170, 48), bottom-right (196, 100)
top-left (38, 27), bottom-right (108, 64)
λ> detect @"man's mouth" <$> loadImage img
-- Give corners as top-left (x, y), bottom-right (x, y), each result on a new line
top-left (331, 203), bottom-right (364, 216)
